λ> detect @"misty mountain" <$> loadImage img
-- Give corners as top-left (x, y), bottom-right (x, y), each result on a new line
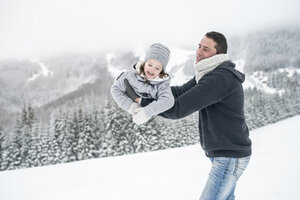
top-left (109, 51), bottom-right (140, 71)
top-left (228, 27), bottom-right (300, 73)
top-left (0, 59), bottom-right (41, 111)
top-left (0, 53), bottom-right (111, 110)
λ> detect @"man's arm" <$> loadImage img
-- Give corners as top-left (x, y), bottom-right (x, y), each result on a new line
top-left (170, 77), bottom-right (197, 98)
top-left (140, 77), bottom-right (196, 106)
top-left (142, 82), bottom-right (174, 117)
top-left (159, 71), bottom-right (231, 119)
top-left (124, 72), bottom-right (230, 119)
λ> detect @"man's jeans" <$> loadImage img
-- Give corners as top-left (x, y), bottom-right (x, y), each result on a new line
top-left (200, 156), bottom-right (251, 200)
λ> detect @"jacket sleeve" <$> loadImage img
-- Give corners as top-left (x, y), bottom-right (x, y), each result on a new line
top-left (143, 81), bottom-right (174, 117)
top-left (160, 70), bottom-right (231, 119)
top-left (110, 71), bottom-right (134, 111)
top-left (171, 77), bottom-right (197, 98)
top-left (140, 77), bottom-right (197, 107)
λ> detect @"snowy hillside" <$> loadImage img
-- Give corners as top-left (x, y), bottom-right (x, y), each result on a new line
top-left (235, 58), bottom-right (288, 94)
top-left (0, 115), bottom-right (299, 200)
top-left (0, 54), bottom-right (112, 113)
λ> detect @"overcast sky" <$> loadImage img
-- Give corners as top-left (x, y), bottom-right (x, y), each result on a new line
top-left (0, 0), bottom-right (299, 60)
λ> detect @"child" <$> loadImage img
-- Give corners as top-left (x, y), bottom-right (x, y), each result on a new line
top-left (110, 43), bottom-right (174, 125)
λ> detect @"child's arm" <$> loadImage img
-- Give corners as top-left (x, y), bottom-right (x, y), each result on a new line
top-left (132, 82), bottom-right (174, 125)
top-left (124, 79), bottom-right (140, 103)
top-left (110, 72), bottom-right (136, 112)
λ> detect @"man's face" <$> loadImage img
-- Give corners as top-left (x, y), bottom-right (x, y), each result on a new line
top-left (196, 36), bottom-right (217, 63)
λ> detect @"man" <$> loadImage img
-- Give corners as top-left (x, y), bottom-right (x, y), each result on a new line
top-left (125, 31), bottom-right (252, 200)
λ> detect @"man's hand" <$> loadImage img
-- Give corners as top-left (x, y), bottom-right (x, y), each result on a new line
top-left (124, 79), bottom-right (139, 102)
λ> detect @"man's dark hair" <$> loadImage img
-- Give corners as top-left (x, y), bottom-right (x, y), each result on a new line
top-left (205, 31), bottom-right (228, 54)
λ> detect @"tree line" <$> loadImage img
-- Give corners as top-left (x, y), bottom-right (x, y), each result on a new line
top-left (1, 86), bottom-right (299, 171)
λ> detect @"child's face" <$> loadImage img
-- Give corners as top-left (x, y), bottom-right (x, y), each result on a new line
top-left (144, 59), bottom-right (163, 79)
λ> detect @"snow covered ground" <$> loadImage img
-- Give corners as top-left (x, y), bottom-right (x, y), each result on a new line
top-left (0, 115), bottom-right (299, 200)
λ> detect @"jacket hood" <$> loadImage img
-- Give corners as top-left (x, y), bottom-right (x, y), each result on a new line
top-left (219, 61), bottom-right (245, 83)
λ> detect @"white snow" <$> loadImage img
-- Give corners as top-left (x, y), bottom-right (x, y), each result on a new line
top-left (235, 59), bottom-right (286, 95)
top-left (235, 58), bottom-right (258, 90)
top-left (234, 59), bottom-right (246, 73)
top-left (248, 71), bottom-right (285, 95)
top-left (170, 66), bottom-right (192, 86)
top-left (166, 45), bottom-right (194, 72)
top-left (168, 46), bottom-right (194, 86)
top-left (0, 115), bottom-right (299, 200)
top-left (133, 45), bottom-right (146, 60)
top-left (278, 68), bottom-right (300, 77)
top-left (106, 53), bottom-right (124, 78)
top-left (28, 59), bottom-right (54, 81)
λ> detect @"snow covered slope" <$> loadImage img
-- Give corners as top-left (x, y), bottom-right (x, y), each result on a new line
top-left (0, 116), bottom-right (299, 200)
top-left (234, 58), bottom-right (289, 94)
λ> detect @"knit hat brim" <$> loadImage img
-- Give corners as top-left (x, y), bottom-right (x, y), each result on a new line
top-left (144, 43), bottom-right (170, 69)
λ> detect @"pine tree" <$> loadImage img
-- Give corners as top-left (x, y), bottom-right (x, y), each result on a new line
top-left (52, 109), bottom-right (68, 162)
top-left (20, 103), bottom-right (36, 129)
top-left (0, 127), bottom-right (4, 170)
top-left (103, 101), bottom-right (130, 156)
top-left (0, 130), bottom-right (15, 170)
top-left (38, 124), bottom-right (53, 166)
top-left (51, 109), bottom-right (76, 163)
top-left (60, 108), bottom-right (83, 162)
top-left (26, 122), bottom-right (41, 167)
top-left (1, 103), bottom-right (38, 170)
top-left (27, 103), bottom-right (36, 129)
top-left (90, 107), bottom-right (102, 158)
top-left (77, 108), bottom-right (95, 160)
top-left (96, 103), bottom-right (115, 157)
top-left (20, 103), bottom-right (37, 168)
top-left (4, 119), bottom-right (24, 170)
top-left (44, 122), bottom-right (60, 166)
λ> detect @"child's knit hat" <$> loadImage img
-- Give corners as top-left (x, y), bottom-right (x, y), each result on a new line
top-left (144, 43), bottom-right (170, 69)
